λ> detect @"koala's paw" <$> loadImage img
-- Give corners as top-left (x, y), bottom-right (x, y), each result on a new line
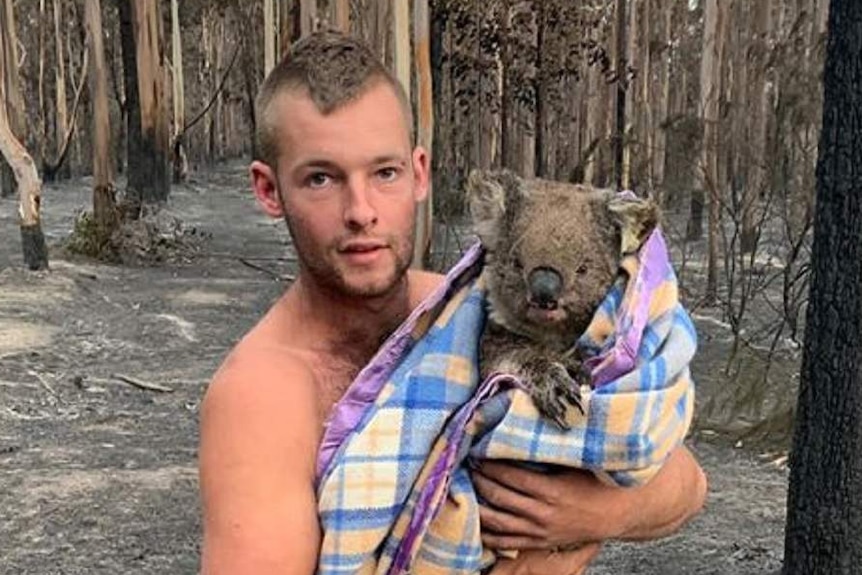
top-left (527, 360), bottom-right (584, 430)
top-left (566, 359), bottom-right (593, 389)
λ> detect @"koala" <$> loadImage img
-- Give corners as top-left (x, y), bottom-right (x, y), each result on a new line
top-left (467, 169), bottom-right (659, 429)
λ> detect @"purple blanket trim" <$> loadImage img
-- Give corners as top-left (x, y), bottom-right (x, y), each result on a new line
top-left (389, 374), bottom-right (517, 575)
top-left (315, 242), bottom-right (485, 484)
top-left (587, 229), bottom-right (670, 388)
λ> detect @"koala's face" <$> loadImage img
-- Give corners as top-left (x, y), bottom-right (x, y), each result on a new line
top-left (468, 170), bottom-right (658, 341)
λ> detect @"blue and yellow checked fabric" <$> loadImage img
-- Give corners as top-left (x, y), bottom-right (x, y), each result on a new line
top-left (316, 231), bottom-right (696, 575)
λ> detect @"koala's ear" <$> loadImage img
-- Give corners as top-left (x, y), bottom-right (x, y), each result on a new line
top-left (607, 195), bottom-right (660, 254)
top-left (467, 169), bottom-right (522, 250)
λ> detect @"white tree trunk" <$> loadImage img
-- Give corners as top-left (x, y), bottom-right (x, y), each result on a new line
top-left (412, 0), bottom-right (433, 269)
top-left (85, 0), bottom-right (117, 234)
top-left (0, 6), bottom-right (47, 269)
top-left (300, 0), bottom-right (316, 37)
top-left (333, 0), bottom-right (349, 33)
top-left (263, 0), bottom-right (276, 74)
top-left (52, 0), bottom-right (68, 173)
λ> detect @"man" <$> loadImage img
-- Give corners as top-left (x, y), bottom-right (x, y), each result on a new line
top-left (199, 31), bottom-right (706, 575)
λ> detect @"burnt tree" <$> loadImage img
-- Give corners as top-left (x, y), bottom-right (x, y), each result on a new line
top-left (118, 0), bottom-right (170, 216)
top-left (783, 1), bottom-right (862, 573)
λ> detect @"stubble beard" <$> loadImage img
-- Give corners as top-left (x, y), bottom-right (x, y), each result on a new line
top-left (284, 217), bottom-right (415, 301)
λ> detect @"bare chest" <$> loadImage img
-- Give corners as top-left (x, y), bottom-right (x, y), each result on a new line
top-left (311, 359), bottom-right (363, 425)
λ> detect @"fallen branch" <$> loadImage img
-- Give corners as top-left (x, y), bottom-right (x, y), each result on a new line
top-left (203, 252), bottom-right (297, 262)
top-left (173, 43), bottom-right (241, 148)
top-left (111, 373), bottom-right (174, 393)
top-left (27, 369), bottom-right (57, 397)
top-left (238, 257), bottom-right (295, 282)
top-left (43, 44), bottom-right (88, 180)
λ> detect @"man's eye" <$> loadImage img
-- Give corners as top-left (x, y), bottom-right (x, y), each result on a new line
top-left (377, 167), bottom-right (399, 182)
top-left (307, 173), bottom-right (332, 188)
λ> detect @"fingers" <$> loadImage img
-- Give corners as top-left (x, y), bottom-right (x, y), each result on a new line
top-left (481, 530), bottom-right (547, 552)
top-left (472, 465), bottom-right (545, 518)
top-left (478, 500), bottom-right (546, 543)
top-left (474, 461), bottom-right (550, 499)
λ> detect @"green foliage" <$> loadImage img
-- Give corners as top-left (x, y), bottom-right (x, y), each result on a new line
top-left (64, 211), bottom-right (119, 262)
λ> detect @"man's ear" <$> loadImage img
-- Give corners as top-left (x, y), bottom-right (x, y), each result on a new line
top-left (467, 169), bottom-right (522, 250)
top-left (412, 146), bottom-right (430, 203)
top-left (250, 160), bottom-right (284, 218)
top-left (607, 195), bottom-right (660, 254)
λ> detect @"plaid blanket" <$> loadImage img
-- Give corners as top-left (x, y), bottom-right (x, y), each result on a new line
top-left (315, 230), bottom-right (696, 575)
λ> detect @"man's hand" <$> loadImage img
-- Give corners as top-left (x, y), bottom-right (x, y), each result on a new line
top-left (472, 446), bottom-right (707, 551)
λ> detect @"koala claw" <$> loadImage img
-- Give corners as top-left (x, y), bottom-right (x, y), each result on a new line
top-left (528, 361), bottom-right (584, 430)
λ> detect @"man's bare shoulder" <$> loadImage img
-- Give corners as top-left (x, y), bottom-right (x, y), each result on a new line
top-left (199, 328), bottom-right (321, 573)
top-left (204, 327), bottom-right (319, 434)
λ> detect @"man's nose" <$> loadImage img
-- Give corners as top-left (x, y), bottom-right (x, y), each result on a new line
top-left (343, 177), bottom-right (378, 229)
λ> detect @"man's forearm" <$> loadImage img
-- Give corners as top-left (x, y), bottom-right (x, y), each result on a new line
top-left (606, 446), bottom-right (707, 541)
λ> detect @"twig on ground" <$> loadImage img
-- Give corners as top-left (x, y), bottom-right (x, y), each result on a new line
top-left (28, 370), bottom-right (57, 397)
top-left (238, 257), bottom-right (295, 282)
top-left (3, 406), bottom-right (48, 421)
top-left (203, 253), bottom-right (297, 262)
top-left (111, 373), bottom-right (174, 393)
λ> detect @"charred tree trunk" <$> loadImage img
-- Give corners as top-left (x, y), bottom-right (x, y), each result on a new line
top-left (533, 0), bottom-right (547, 178)
top-left (613, 0), bottom-right (627, 190)
top-left (413, 0), bottom-right (433, 270)
top-left (653, 0), bottom-right (672, 201)
top-left (85, 0), bottom-right (118, 239)
top-left (170, 0), bottom-right (187, 183)
top-left (499, 0), bottom-right (511, 170)
top-left (0, 5), bottom-right (48, 270)
top-left (783, 1), bottom-right (862, 572)
top-left (118, 0), bottom-right (143, 217)
top-left (694, 0), bottom-right (726, 304)
top-left (122, 0), bottom-right (170, 211)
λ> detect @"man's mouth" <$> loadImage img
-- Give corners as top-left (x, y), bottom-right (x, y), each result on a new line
top-left (338, 240), bottom-right (389, 264)
top-left (339, 240), bottom-right (388, 254)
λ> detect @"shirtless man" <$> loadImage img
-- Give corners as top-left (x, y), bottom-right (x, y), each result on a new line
top-left (199, 31), bottom-right (707, 575)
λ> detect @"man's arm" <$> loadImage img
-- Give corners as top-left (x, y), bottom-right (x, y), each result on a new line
top-left (199, 349), bottom-right (321, 574)
top-left (472, 445), bottom-right (707, 550)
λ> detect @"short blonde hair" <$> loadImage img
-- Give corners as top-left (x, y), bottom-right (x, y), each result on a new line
top-left (254, 30), bottom-right (413, 169)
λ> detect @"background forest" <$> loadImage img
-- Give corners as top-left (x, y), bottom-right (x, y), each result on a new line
top-left (0, 0), bottom-right (833, 572)
top-left (2, 0), bottom-right (828, 438)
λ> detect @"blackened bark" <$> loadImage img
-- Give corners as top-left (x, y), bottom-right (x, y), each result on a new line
top-left (20, 223), bottom-right (48, 271)
top-left (533, 0), bottom-right (546, 178)
top-left (783, 2), bottom-right (862, 573)
top-left (613, 0), bottom-right (627, 190)
top-left (687, 188), bottom-right (704, 240)
top-left (499, 0), bottom-right (510, 170)
top-left (117, 0), bottom-right (143, 218)
top-left (430, 1), bottom-right (445, 202)
top-left (0, 163), bottom-right (14, 198)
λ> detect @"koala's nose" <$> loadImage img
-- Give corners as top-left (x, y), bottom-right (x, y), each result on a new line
top-left (528, 267), bottom-right (563, 309)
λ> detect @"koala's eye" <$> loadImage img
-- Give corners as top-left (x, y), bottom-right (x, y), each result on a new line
top-left (576, 264), bottom-right (589, 275)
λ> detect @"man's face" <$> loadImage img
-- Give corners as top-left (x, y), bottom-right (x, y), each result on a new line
top-left (251, 81), bottom-right (428, 299)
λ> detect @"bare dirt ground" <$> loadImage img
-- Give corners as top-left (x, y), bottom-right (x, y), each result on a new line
top-left (0, 163), bottom-right (788, 574)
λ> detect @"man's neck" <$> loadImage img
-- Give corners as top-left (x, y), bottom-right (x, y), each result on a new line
top-left (289, 274), bottom-right (411, 365)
